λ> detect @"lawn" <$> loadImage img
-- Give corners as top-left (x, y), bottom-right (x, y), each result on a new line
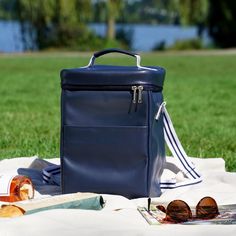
top-left (0, 51), bottom-right (235, 171)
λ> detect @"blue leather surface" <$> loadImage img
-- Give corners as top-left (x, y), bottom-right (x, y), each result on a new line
top-left (60, 64), bottom-right (166, 199)
top-left (61, 65), bottom-right (165, 88)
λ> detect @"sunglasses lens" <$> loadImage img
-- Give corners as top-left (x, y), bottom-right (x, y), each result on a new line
top-left (166, 200), bottom-right (192, 223)
top-left (196, 197), bottom-right (219, 219)
top-left (156, 205), bottom-right (166, 213)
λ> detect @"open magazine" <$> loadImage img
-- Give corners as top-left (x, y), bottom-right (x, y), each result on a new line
top-left (138, 203), bottom-right (236, 225)
top-left (0, 192), bottom-right (104, 218)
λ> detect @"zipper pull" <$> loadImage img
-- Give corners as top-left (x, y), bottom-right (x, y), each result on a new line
top-left (132, 86), bottom-right (137, 103)
top-left (138, 86), bottom-right (143, 103)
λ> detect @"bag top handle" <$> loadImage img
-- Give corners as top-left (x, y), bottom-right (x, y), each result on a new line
top-left (93, 48), bottom-right (137, 58)
top-left (86, 48), bottom-right (141, 68)
top-left (84, 48), bottom-right (157, 71)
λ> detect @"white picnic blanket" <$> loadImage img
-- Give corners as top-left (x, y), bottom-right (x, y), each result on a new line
top-left (0, 156), bottom-right (236, 236)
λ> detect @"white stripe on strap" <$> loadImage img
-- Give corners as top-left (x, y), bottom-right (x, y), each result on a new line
top-left (160, 178), bottom-right (202, 189)
top-left (42, 165), bottom-right (61, 184)
top-left (155, 102), bottom-right (202, 189)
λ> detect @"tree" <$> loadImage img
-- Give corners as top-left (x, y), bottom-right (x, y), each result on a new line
top-left (13, 0), bottom-right (93, 50)
top-left (106, 0), bottom-right (123, 40)
top-left (14, 0), bottom-right (55, 50)
top-left (177, 0), bottom-right (209, 37)
top-left (208, 0), bottom-right (236, 48)
top-left (0, 0), bottom-right (14, 19)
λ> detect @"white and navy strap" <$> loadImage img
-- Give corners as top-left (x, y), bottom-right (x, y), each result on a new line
top-left (156, 102), bottom-right (202, 189)
top-left (42, 102), bottom-right (202, 190)
top-left (42, 164), bottom-right (61, 185)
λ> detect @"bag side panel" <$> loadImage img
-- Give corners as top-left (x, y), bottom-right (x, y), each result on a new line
top-left (147, 92), bottom-right (165, 197)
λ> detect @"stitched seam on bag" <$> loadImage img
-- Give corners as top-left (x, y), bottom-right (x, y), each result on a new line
top-left (61, 90), bottom-right (66, 192)
top-left (146, 90), bottom-right (151, 196)
top-left (63, 125), bottom-right (148, 128)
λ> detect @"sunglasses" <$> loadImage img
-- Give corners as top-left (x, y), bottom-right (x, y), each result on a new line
top-left (156, 196), bottom-right (219, 223)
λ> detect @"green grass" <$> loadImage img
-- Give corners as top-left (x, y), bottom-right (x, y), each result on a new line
top-left (0, 51), bottom-right (235, 171)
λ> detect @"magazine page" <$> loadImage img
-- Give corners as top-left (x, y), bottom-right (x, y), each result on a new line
top-left (183, 204), bottom-right (236, 225)
top-left (138, 204), bottom-right (236, 225)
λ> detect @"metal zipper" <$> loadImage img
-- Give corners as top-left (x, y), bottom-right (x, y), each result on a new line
top-left (131, 85), bottom-right (144, 104)
top-left (62, 84), bottom-right (136, 91)
top-left (62, 84), bottom-right (161, 92)
top-left (137, 85), bottom-right (144, 103)
top-left (131, 86), bottom-right (138, 103)
top-left (62, 84), bottom-right (160, 106)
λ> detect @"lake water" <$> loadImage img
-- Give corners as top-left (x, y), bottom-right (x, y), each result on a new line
top-left (0, 20), bottom-right (24, 52)
top-left (90, 23), bottom-right (210, 51)
top-left (0, 20), bottom-right (210, 53)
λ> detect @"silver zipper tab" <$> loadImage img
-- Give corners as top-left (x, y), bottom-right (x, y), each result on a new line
top-left (132, 86), bottom-right (138, 103)
top-left (138, 85), bottom-right (143, 103)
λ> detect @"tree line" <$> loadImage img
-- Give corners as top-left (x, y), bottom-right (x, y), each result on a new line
top-left (0, 0), bottom-right (236, 51)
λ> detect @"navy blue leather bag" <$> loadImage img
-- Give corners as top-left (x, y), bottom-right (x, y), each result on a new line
top-left (60, 49), bottom-right (166, 199)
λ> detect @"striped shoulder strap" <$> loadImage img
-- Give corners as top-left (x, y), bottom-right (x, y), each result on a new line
top-left (156, 102), bottom-right (202, 189)
top-left (43, 102), bottom-right (202, 190)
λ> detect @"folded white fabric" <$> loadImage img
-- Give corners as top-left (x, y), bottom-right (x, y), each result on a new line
top-left (1, 156), bottom-right (236, 236)
top-left (40, 155), bottom-right (204, 191)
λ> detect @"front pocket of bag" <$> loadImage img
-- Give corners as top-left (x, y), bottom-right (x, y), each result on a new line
top-left (62, 90), bottom-right (148, 127)
top-left (62, 125), bottom-right (148, 198)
